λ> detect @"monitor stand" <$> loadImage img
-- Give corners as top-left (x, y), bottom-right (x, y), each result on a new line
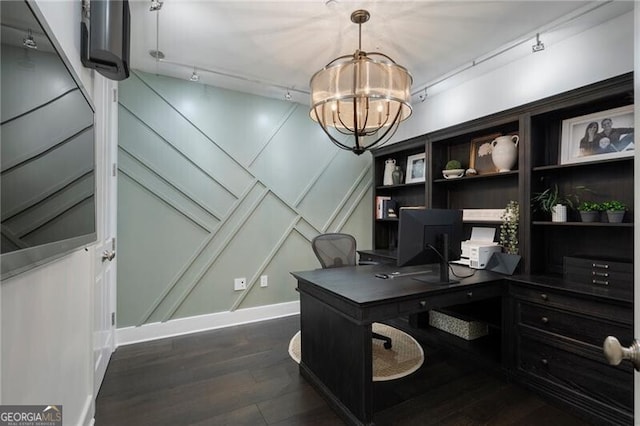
top-left (414, 234), bottom-right (459, 285)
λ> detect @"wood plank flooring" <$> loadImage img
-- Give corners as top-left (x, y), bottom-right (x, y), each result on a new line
top-left (95, 315), bottom-right (590, 425)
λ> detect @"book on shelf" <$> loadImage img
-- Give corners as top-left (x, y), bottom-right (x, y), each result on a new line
top-left (383, 199), bottom-right (398, 219)
top-left (375, 196), bottom-right (391, 219)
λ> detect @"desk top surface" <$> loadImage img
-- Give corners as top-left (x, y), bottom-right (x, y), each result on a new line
top-left (292, 264), bottom-right (504, 305)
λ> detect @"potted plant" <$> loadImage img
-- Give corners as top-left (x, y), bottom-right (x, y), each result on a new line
top-left (491, 200), bottom-right (521, 275)
top-left (499, 200), bottom-right (519, 255)
top-left (442, 159), bottom-right (464, 179)
top-left (601, 200), bottom-right (627, 223)
top-left (532, 185), bottom-right (570, 222)
top-left (577, 201), bottom-right (600, 223)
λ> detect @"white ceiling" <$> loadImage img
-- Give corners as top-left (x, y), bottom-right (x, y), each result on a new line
top-left (129, 1), bottom-right (634, 105)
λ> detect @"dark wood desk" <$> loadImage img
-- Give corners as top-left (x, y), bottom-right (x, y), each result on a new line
top-left (292, 263), bottom-right (505, 425)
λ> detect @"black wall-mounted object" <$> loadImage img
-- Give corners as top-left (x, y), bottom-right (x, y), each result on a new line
top-left (81, 0), bottom-right (130, 81)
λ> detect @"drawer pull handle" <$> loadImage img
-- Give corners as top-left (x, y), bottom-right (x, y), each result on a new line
top-left (592, 279), bottom-right (609, 286)
top-left (467, 292), bottom-right (473, 298)
top-left (541, 358), bottom-right (548, 366)
top-left (592, 263), bottom-right (609, 269)
top-left (540, 293), bottom-right (548, 301)
top-left (592, 271), bottom-right (609, 277)
top-left (541, 317), bottom-right (549, 324)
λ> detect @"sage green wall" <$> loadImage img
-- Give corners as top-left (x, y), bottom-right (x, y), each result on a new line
top-left (117, 71), bottom-right (372, 327)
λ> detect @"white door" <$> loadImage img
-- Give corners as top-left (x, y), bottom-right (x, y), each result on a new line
top-left (93, 77), bottom-right (118, 396)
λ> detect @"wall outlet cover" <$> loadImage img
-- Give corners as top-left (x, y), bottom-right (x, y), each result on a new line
top-left (234, 277), bottom-right (247, 291)
top-left (260, 275), bottom-right (268, 287)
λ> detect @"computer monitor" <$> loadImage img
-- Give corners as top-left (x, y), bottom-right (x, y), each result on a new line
top-left (396, 208), bottom-right (463, 284)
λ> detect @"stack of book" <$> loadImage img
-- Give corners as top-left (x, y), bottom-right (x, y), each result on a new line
top-left (375, 196), bottom-right (398, 219)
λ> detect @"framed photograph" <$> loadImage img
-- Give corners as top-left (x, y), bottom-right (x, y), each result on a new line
top-left (560, 105), bottom-right (634, 165)
top-left (405, 153), bottom-right (426, 183)
top-left (469, 133), bottom-right (501, 175)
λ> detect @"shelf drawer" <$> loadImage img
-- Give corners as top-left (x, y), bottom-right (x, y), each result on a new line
top-left (517, 301), bottom-right (632, 347)
top-left (510, 285), bottom-right (632, 324)
top-left (564, 256), bottom-right (632, 290)
top-left (518, 336), bottom-right (633, 413)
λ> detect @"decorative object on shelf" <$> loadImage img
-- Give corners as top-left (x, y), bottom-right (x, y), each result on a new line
top-left (552, 205), bottom-right (567, 222)
top-left (489, 200), bottom-right (521, 275)
top-left (442, 159), bottom-right (464, 179)
top-left (577, 201), bottom-right (601, 223)
top-left (560, 104), bottom-right (634, 165)
top-left (385, 199), bottom-right (398, 219)
top-left (469, 133), bottom-right (501, 175)
top-left (465, 168), bottom-right (477, 176)
top-left (532, 184), bottom-right (572, 222)
top-left (462, 209), bottom-right (505, 222)
top-left (309, 9), bottom-right (413, 155)
top-left (391, 166), bottom-right (403, 185)
top-left (601, 200), bottom-right (627, 223)
top-left (490, 134), bottom-right (519, 172)
top-left (405, 153), bottom-right (426, 184)
top-left (442, 169), bottom-right (464, 179)
top-left (383, 158), bottom-right (396, 185)
top-left (499, 201), bottom-right (519, 255)
top-left (375, 196), bottom-right (391, 219)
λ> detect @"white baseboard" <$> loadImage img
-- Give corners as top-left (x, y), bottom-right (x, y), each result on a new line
top-left (116, 301), bottom-right (300, 347)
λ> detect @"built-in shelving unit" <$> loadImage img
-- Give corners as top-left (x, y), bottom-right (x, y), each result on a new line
top-left (370, 73), bottom-right (634, 425)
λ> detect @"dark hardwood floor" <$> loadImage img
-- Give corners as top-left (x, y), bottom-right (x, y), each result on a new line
top-left (95, 315), bottom-right (589, 425)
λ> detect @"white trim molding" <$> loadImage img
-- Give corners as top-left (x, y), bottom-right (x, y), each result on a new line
top-left (116, 301), bottom-right (300, 346)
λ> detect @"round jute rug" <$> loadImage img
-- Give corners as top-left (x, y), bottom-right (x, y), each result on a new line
top-left (288, 323), bottom-right (424, 382)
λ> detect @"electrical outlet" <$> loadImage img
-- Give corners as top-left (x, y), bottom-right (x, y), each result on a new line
top-left (260, 275), bottom-right (268, 287)
top-left (234, 277), bottom-right (246, 291)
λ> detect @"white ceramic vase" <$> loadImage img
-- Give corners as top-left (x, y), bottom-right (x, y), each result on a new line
top-left (491, 135), bottom-right (519, 172)
top-left (383, 159), bottom-right (396, 185)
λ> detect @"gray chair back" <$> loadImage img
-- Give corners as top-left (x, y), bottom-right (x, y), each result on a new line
top-left (311, 233), bottom-right (357, 269)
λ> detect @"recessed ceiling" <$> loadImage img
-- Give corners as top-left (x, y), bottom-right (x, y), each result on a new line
top-left (129, 1), bottom-right (633, 105)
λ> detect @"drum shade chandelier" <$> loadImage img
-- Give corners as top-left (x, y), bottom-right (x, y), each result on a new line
top-left (310, 10), bottom-right (413, 155)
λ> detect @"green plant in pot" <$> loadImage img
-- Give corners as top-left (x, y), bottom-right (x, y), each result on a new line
top-left (494, 200), bottom-right (521, 275)
top-left (499, 200), bottom-right (519, 255)
top-left (442, 159), bottom-right (464, 179)
top-left (532, 184), bottom-right (571, 222)
top-left (577, 201), bottom-right (600, 223)
top-left (601, 200), bottom-right (627, 223)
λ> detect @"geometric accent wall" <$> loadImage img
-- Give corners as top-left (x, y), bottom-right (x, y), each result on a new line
top-left (117, 71), bottom-right (372, 327)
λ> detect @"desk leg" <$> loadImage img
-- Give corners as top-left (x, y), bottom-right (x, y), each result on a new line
top-left (299, 292), bottom-right (373, 426)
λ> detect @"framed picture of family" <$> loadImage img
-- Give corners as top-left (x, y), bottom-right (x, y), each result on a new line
top-left (560, 105), bottom-right (634, 165)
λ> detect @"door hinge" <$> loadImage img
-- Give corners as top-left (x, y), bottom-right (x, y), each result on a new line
top-left (111, 312), bottom-right (116, 326)
top-left (112, 88), bottom-right (117, 103)
top-left (112, 163), bottom-right (117, 176)
top-left (111, 237), bottom-right (116, 251)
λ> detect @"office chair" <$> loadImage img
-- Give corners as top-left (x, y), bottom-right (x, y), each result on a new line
top-left (311, 233), bottom-right (393, 349)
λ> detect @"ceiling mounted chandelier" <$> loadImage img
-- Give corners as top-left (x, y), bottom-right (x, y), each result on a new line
top-left (310, 10), bottom-right (413, 155)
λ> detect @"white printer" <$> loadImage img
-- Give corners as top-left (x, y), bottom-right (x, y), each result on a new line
top-left (460, 227), bottom-right (501, 269)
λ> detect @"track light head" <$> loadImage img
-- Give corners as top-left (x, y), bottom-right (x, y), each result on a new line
top-left (150, 0), bottom-right (163, 11)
